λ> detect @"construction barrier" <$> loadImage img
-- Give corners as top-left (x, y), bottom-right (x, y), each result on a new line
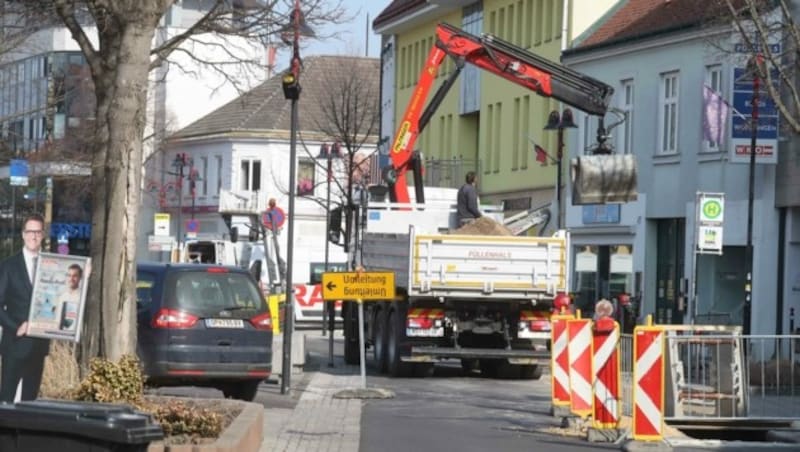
top-left (550, 310), bottom-right (573, 409)
top-left (567, 312), bottom-right (593, 418)
top-left (632, 317), bottom-right (665, 441)
top-left (592, 316), bottom-right (621, 429)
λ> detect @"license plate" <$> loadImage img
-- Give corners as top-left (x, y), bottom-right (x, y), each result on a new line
top-left (406, 327), bottom-right (444, 337)
top-left (205, 319), bottom-right (244, 328)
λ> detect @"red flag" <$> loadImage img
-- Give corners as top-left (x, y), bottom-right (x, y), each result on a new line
top-left (535, 144), bottom-right (548, 165)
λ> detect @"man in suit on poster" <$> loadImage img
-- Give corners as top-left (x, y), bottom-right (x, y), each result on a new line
top-left (0, 213), bottom-right (50, 402)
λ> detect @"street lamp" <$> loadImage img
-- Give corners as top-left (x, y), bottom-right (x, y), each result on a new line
top-left (318, 142), bottom-right (342, 364)
top-left (743, 54), bottom-right (764, 336)
top-left (170, 153), bottom-right (191, 250)
top-left (544, 108), bottom-right (577, 229)
top-left (280, 0), bottom-right (314, 395)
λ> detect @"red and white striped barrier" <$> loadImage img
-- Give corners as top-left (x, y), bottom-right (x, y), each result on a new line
top-left (567, 314), bottom-right (593, 418)
top-left (633, 318), bottom-right (665, 441)
top-left (592, 316), bottom-right (621, 429)
top-left (550, 311), bottom-right (573, 409)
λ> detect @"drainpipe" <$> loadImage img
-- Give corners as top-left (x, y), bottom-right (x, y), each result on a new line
top-left (561, 0), bottom-right (570, 52)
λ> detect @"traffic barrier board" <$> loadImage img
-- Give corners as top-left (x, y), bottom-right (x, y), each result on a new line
top-left (567, 317), bottom-right (593, 418)
top-left (321, 271), bottom-right (395, 301)
top-left (633, 323), bottom-right (665, 441)
top-left (550, 311), bottom-right (573, 408)
top-left (592, 316), bottom-right (621, 429)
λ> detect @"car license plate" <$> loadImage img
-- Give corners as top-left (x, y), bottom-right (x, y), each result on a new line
top-left (205, 319), bottom-right (244, 328)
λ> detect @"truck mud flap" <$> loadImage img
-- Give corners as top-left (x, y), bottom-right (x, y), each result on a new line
top-left (408, 346), bottom-right (550, 365)
top-left (570, 154), bottom-right (637, 204)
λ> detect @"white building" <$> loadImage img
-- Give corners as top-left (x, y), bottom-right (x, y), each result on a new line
top-left (154, 55), bottom-right (380, 318)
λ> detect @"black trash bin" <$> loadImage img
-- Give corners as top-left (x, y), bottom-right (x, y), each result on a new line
top-left (0, 399), bottom-right (164, 451)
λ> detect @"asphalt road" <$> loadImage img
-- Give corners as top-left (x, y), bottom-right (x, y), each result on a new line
top-left (295, 332), bottom-right (618, 452)
top-left (356, 363), bottom-right (618, 452)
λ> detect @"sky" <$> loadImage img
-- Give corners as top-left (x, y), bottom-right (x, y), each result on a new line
top-left (275, 0), bottom-right (388, 69)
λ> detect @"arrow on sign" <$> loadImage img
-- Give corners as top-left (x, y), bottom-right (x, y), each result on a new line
top-left (326, 281), bottom-right (337, 292)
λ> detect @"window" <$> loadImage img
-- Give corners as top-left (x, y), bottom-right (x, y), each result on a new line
top-left (200, 156), bottom-right (208, 195)
top-left (705, 65), bottom-right (723, 150)
top-left (240, 159), bottom-right (261, 191)
top-left (658, 71), bottom-right (679, 153)
top-left (215, 155), bottom-right (223, 194)
top-left (619, 79), bottom-right (634, 154)
top-left (582, 113), bottom-right (598, 155)
top-left (297, 159), bottom-right (315, 196)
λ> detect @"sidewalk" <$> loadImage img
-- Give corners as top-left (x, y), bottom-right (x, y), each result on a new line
top-left (261, 332), bottom-right (362, 452)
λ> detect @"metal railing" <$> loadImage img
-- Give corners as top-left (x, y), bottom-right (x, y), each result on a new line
top-left (619, 330), bottom-right (800, 420)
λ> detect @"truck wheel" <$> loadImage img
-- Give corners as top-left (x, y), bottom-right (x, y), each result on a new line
top-left (480, 359), bottom-right (501, 378)
top-left (461, 359), bottom-right (479, 374)
top-left (518, 365), bottom-right (543, 380)
top-left (343, 302), bottom-right (360, 365)
top-left (386, 310), bottom-right (411, 378)
top-left (480, 359), bottom-right (517, 379)
top-left (372, 308), bottom-right (389, 373)
top-left (413, 363), bottom-right (434, 378)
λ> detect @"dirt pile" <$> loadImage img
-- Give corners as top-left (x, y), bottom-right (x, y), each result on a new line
top-left (452, 216), bottom-right (514, 236)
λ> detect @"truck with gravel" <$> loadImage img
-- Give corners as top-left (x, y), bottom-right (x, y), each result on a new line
top-left (336, 23), bottom-right (635, 378)
top-left (339, 187), bottom-right (566, 378)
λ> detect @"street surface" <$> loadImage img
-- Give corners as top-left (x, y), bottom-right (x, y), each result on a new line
top-left (305, 332), bottom-right (619, 452)
top-left (150, 330), bottom-right (621, 451)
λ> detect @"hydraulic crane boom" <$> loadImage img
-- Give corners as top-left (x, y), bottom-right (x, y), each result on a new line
top-left (386, 22), bottom-right (616, 204)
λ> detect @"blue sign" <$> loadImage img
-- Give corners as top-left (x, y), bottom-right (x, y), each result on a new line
top-left (582, 204), bottom-right (620, 225)
top-left (734, 43), bottom-right (780, 54)
top-left (9, 159), bottom-right (28, 187)
top-left (730, 68), bottom-right (779, 164)
top-left (51, 223), bottom-right (91, 239)
top-left (186, 219), bottom-right (199, 233)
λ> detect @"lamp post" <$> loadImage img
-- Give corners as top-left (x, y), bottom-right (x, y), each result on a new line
top-left (317, 142), bottom-right (341, 365)
top-left (280, 0), bottom-right (314, 395)
top-left (544, 108), bottom-right (577, 229)
top-left (743, 54), bottom-right (763, 336)
top-left (170, 153), bottom-right (190, 251)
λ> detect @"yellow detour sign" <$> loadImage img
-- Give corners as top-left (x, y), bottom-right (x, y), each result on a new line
top-left (321, 271), bottom-right (395, 301)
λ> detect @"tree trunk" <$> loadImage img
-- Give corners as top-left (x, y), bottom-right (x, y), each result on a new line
top-left (79, 20), bottom-right (156, 372)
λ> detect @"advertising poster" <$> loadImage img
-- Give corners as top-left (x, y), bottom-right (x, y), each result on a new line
top-left (27, 253), bottom-right (90, 342)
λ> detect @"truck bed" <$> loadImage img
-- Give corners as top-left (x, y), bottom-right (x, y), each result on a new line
top-left (362, 225), bottom-right (568, 300)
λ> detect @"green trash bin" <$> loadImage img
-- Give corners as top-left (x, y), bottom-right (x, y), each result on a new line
top-left (0, 399), bottom-right (163, 451)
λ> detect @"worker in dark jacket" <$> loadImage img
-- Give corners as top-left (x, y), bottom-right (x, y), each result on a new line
top-left (457, 171), bottom-right (482, 226)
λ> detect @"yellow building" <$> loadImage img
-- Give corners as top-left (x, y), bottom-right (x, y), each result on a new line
top-left (373, 0), bottom-right (617, 217)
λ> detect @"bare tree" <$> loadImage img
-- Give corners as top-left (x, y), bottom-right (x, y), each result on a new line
top-left (5, 0), bottom-right (346, 370)
top-left (707, 0), bottom-right (800, 134)
top-left (309, 65), bottom-right (379, 212)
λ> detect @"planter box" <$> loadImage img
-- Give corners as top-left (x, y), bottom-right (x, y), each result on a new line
top-left (147, 400), bottom-right (263, 452)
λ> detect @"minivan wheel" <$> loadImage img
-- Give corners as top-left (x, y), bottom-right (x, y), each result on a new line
top-left (222, 380), bottom-right (261, 401)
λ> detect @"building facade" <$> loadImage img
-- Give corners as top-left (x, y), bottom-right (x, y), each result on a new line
top-left (373, 0), bottom-right (617, 218)
top-left (562, 0), bottom-right (783, 335)
top-left (0, 1), bottom-right (266, 257)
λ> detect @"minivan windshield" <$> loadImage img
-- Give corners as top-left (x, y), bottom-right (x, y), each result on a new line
top-left (165, 270), bottom-right (266, 318)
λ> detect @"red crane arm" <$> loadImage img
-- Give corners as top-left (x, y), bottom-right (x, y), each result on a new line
top-left (386, 23), bottom-right (614, 205)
